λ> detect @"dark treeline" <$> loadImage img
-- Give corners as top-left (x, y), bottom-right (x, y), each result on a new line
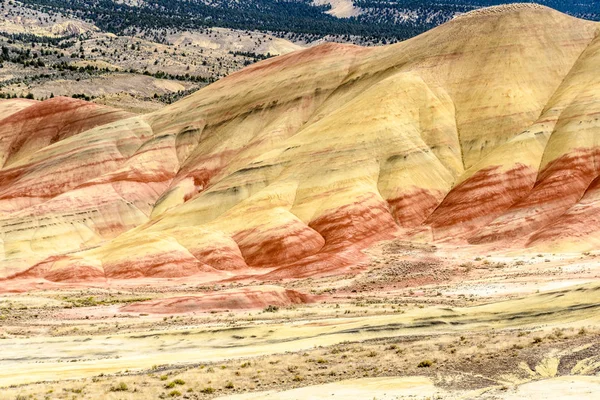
top-left (355, 0), bottom-right (599, 27)
top-left (18, 0), bottom-right (426, 41)
top-left (142, 69), bottom-right (214, 83)
top-left (0, 31), bottom-right (76, 48)
top-left (229, 51), bottom-right (273, 60)
top-left (229, 51), bottom-right (275, 65)
top-left (0, 44), bottom-right (46, 67)
top-left (16, 0), bottom-right (600, 44)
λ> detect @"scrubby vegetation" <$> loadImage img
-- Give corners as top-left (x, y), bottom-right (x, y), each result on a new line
top-left (2, 0), bottom-right (597, 107)
top-left (18, 0), bottom-right (413, 42)
top-left (263, 305), bottom-right (279, 313)
top-left (109, 382), bottom-right (128, 392)
top-left (16, 0), bottom-right (600, 46)
top-left (355, 0), bottom-right (598, 30)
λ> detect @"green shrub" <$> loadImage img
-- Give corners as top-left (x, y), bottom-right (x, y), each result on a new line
top-left (109, 382), bottom-right (128, 392)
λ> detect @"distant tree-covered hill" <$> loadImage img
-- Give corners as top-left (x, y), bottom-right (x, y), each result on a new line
top-left (355, 0), bottom-right (598, 27)
top-left (17, 0), bottom-right (600, 42)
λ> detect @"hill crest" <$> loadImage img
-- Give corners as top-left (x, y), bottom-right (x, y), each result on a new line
top-left (1, 6), bottom-right (599, 285)
top-left (454, 3), bottom-right (546, 19)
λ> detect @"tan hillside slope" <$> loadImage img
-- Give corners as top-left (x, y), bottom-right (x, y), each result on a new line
top-left (1, 4), bottom-right (599, 284)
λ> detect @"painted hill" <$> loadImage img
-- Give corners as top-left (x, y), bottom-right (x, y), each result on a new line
top-left (1, 4), bottom-right (600, 284)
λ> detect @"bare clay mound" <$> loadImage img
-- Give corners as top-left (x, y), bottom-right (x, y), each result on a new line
top-left (120, 285), bottom-right (315, 313)
top-left (4, 5), bottom-right (600, 285)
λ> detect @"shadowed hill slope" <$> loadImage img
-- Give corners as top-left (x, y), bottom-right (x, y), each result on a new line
top-left (1, 4), bottom-right (600, 283)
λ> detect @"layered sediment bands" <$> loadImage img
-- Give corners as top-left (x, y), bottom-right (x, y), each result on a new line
top-left (0, 97), bottom-right (132, 167)
top-left (259, 197), bottom-right (400, 280)
top-left (233, 221), bottom-right (325, 268)
top-left (120, 286), bottom-right (314, 313)
top-left (386, 189), bottom-right (445, 228)
top-left (0, 116), bottom-right (167, 278)
top-left (308, 194), bottom-right (398, 248)
top-left (527, 176), bottom-right (600, 251)
top-left (0, 99), bottom-right (37, 120)
top-left (468, 32), bottom-right (600, 245)
top-left (104, 249), bottom-right (221, 280)
top-left (470, 149), bottom-right (600, 244)
top-left (426, 164), bottom-right (538, 240)
top-left (0, 113), bottom-right (150, 215)
top-left (397, 4), bottom-right (597, 170)
top-left (3, 5), bottom-right (600, 283)
top-left (41, 256), bottom-right (105, 283)
top-left (147, 43), bottom-right (372, 217)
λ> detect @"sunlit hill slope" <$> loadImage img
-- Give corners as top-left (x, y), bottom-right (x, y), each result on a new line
top-left (1, 4), bottom-right (600, 284)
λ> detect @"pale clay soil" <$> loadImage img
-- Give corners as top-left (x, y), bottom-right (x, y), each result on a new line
top-left (1, 240), bottom-right (600, 399)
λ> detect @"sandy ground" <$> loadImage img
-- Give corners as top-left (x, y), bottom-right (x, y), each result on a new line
top-left (493, 376), bottom-right (600, 399)
top-left (2, 241), bottom-right (600, 399)
top-left (28, 74), bottom-right (193, 99)
top-left (221, 376), bottom-right (600, 399)
top-left (218, 377), bottom-right (442, 399)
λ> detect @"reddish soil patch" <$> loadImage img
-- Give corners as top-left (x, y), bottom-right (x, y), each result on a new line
top-left (425, 164), bottom-right (536, 240)
top-left (120, 285), bottom-right (315, 313)
top-left (471, 148), bottom-right (600, 244)
top-left (387, 188), bottom-right (444, 228)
